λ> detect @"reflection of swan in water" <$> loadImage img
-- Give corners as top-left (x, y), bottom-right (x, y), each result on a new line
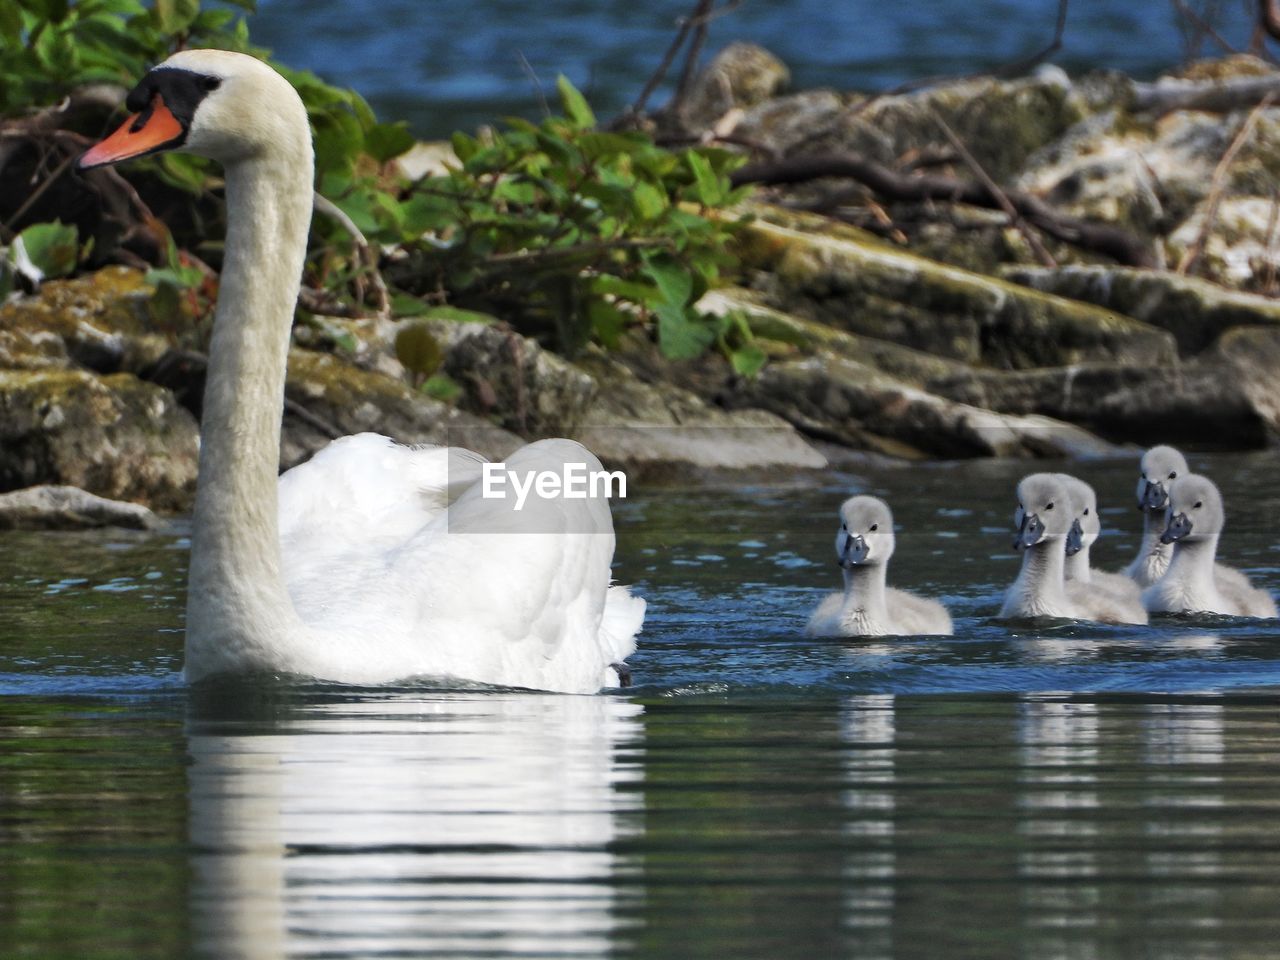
top-left (186, 691), bottom-right (643, 958)
top-left (840, 694), bottom-right (897, 958)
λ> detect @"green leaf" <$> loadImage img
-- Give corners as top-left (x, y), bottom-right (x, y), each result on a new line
top-left (641, 254), bottom-right (693, 310)
top-left (729, 343), bottom-right (767, 378)
top-left (420, 305), bottom-right (499, 324)
top-left (556, 75), bottom-right (595, 129)
top-left (685, 151), bottom-right (724, 206)
top-left (656, 304), bottom-right (716, 360)
top-left (364, 121), bottom-right (415, 163)
top-left (13, 221), bottom-right (79, 280)
top-left (423, 372), bottom-right (462, 403)
top-left (154, 0), bottom-right (199, 33)
top-left (631, 181), bottom-right (667, 221)
top-left (394, 321), bottom-right (443, 377)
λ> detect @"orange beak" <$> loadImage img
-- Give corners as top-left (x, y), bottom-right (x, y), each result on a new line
top-left (79, 95), bottom-right (185, 170)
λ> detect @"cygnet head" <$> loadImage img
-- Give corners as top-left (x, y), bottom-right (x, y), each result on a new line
top-left (835, 496), bottom-right (895, 568)
top-left (1012, 473), bottom-right (1073, 551)
top-left (1160, 473), bottom-right (1225, 544)
top-left (1054, 473), bottom-right (1100, 557)
top-left (1136, 445), bottom-right (1188, 512)
top-left (78, 49), bottom-right (310, 171)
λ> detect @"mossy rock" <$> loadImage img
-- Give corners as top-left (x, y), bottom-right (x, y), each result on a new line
top-left (1004, 264), bottom-right (1280, 356)
top-left (0, 266), bottom-right (188, 375)
top-left (736, 215), bottom-right (1175, 369)
top-left (0, 368), bottom-right (198, 510)
top-left (281, 349), bottom-right (521, 469)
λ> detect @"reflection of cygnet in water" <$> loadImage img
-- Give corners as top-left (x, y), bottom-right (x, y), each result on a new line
top-left (1054, 473), bottom-right (1147, 625)
top-left (807, 496), bottom-right (952, 637)
top-left (1141, 473), bottom-right (1278, 618)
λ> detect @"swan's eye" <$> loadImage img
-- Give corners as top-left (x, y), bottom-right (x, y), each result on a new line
top-left (1046, 502), bottom-right (1054, 510)
top-left (1169, 471), bottom-right (1177, 480)
top-left (1193, 500), bottom-right (1203, 509)
top-left (869, 523), bottom-right (878, 532)
top-left (201, 76), bottom-right (222, 92)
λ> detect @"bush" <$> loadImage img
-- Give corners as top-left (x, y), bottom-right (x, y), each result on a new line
top-left (0, 0), bottom-right (759, 368)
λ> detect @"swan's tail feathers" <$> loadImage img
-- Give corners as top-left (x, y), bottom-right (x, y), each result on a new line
top-left (600, 584), bottom-right (645, 673)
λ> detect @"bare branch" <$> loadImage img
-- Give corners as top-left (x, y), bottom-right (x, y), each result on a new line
top-left (312, 191), bottom-right (392, 319)
top-left (932, 112), bottom-right (1057, 267)
top-left (1177, 92), bottom-right (1276, 275)
top-left (731, 152), bottom-right (1156, 267)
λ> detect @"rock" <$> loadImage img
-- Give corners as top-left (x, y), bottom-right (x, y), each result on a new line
top-left (0, 369), bottom-right (198, 510)
top-left (677, 43), bottom-right (791, 130)
top-left (1018, 98), bottom-right (1280, 239)
top-left (737, 214), bottom-right (1176, 368)
top-left (736, 69), bottom-right (1085, 183)
top-left (427, 321), bottom-right (598, 438)
top-left (1165, 196), bottom-right (1280, 293)
top-left (0, 484), bottom-right (159, 530)
top-left (925, 361), bottom-right (1263, 448)
top-left (1004, 264), bottom-right (1280, 355)
top-left (0, 266), bottom-right (181, 375)
top-left (573, 352), bottom-right (827, 476)
top-left (281, 349), bottom-right (522, 469)
top-left (734, 352), bottom-right (1118, 459)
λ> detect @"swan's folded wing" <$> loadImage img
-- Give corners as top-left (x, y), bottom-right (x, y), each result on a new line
top-left (279, 432), bottom-right (487, 569)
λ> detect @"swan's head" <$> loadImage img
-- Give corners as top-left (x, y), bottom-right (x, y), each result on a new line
top-left (1012, 473), bottom-right (1071, 551)
top-left (1160, 473), bottom-right (1224, 544)
top-left (1053, 472), bottom-right (1100, 556)
top-left (835, 496), bottom-right (894, 568)
top-left (78, 49), bottom-right (310, 170)
top-left (1136, 444), bottom-right (1187, 513)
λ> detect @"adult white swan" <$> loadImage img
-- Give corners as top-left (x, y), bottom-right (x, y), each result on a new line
top-left (78, 50), bottom-right (643, 693)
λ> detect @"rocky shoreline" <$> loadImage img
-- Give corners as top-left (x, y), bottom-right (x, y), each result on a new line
top-left (6, 48), bottom-right (1280, 523)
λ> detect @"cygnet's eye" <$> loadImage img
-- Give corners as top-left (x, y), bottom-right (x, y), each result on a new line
top-left (1083, 508), bottom-right (1090, 515)
top-left (1169, 471), bottom-right (1178, 480)
top-left (869, 523), bottom-right (878, 532)
top-left (841, 523), bottom-right (847, 532)
top-left (1193, 501), bottom-right (1203, 509)
top-left (1046, 502), bottom-right (1054, 510)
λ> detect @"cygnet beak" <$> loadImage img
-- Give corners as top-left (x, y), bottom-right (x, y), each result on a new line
top-left (1160, 512), bottom-right (1193, 544)
top-left (1064, 518), bottom-right (1084, 556)
top-left (1140, 479), bottom-right (1169, 511)
top-left (1013, 512), bottom-right (1045, 551)
top-left (839, 533), bottom-right (870, 567)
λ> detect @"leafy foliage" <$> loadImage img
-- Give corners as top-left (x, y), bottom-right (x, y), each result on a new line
top-left (0, 0), bottom-right (760, 369)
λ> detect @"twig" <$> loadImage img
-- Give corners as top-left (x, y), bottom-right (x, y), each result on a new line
top-left (283, 394), bottom-right (344, 439)
top-left (517, 51), bottom-right (551, 119)
top-left (1133, 73), bottom-right (1280, 115)
top-left (1177, 93), bottom-right (1275, 276)
top-left (673, 0), bottom-right (716, 110)
top-left (1262, 188), bottom-right (1280, 296)
top-left (312, 191), bottom-right (391, 319)
top-left (618, 0), bottom-right (745, 123)
top-left (480, 236), bottom-right (676, 269)
top-left (932, 111), bottom-right (1056, 267)
top-left (1171, 0), bottom-right (1240, 58)
top-left (1, 149), bottom-right (76, 238)
top-left (731, 152), bottom-right (1156, 266)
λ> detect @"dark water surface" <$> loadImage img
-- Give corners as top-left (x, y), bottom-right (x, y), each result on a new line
top-left (248, 0), bottom-right (1263, 136)
top-left (4, 451), bottom-right (1280, 957)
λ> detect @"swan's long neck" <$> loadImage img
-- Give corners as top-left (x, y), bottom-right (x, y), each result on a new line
top-left (184, 143), bottom-right (314, 677)
top-left (1163, 536), bottom-right (1219, 596)
top-left (841, 562), bottom-right (890, 627)
top-left (1016, 538), bottom-right (1069, 605)
top-left (1063, 542), bottom-right (1091, 583)
top-left (1136, 508), bottom-right (1172, 568)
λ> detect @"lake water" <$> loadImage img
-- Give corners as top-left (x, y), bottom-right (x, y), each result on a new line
top-left (4, 450), bottom-right (1280, 957)
top-left (248, 0), bottom-right (1266, 136)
